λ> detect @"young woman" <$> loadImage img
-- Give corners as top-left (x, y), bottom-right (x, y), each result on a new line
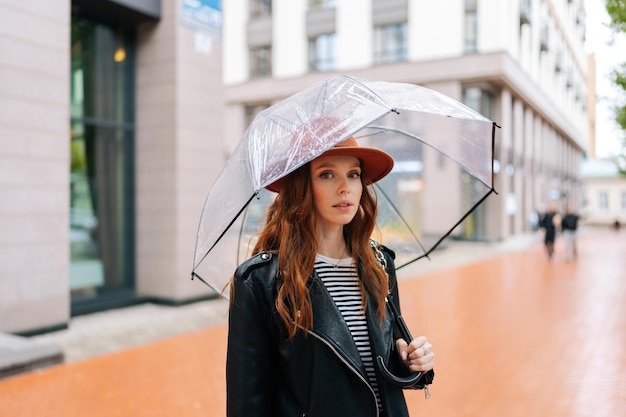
top-left (226, 136), bottom-right (435, 417)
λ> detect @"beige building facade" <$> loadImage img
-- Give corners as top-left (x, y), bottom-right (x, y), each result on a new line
top-left (0, 0), bottom-right (223, 334)
top-left (0, 0), bottom-right (71, 335)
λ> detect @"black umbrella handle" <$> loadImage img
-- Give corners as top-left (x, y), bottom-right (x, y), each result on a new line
top-left (371, 240), bottom-right (425, 387)
top-left (375, 296), bottom-right (424, 388)
top-left (376, 356), bottom-right (423, 387)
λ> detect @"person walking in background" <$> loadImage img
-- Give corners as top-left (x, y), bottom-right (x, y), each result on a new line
top-left (539, 202), bottom-right (561, 260)
top-left (561, 207), bottom-right (579, 262)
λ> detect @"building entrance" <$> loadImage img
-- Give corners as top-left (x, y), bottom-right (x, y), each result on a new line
top-left (70, 17), bottom-right (135, 313)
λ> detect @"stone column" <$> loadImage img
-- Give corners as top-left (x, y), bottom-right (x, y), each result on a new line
top-left (135, 0), bottom-right (224, 302)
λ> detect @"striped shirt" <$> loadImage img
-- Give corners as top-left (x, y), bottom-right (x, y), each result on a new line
top-left (315, 254), bottom-right (383, 411)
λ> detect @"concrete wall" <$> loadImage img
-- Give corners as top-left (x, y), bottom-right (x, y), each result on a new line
top-left (135, 0), bottom-right (224, 301)
top-left (409, 0), bottom-right (464, 60)
top-left (223, 0), bottom-right (249, 84)
top-left (0, 0), bottom-right (71, 332)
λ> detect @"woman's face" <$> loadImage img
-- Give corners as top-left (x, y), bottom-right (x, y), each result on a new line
top-left (310, 154), bottom-right (363, 230)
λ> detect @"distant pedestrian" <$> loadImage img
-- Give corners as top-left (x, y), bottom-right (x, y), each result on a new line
top-left (539, 202), bottom-right (560, 260)
top-left (561, 207), bottom-right (579, 262)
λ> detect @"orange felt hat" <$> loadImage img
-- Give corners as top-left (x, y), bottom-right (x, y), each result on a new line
top-left (266, 136), bottom-right (394, 193)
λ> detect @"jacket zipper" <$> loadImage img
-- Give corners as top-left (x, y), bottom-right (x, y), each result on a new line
top-left (307, 329), bottom-right (380, 417)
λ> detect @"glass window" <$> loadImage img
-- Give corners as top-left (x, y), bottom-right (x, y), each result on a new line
top-left (461, 87), bottom-right (494, 240)
top-left (308, 33), bottom-right (336, 72)
top-left (309, 0), bottom-right (337, 10)
top-left (464, 10), bottom-right (478, 53)
top-left (520, 0), bottom-right (531, 25)
top-left (463, 87), bottom-right (493, 118)
top-left (374, 23), bottom-right (408, 64)
top-left (250, 0), bottom-right (271, 19)
top-left (598, 191), bottom-right (609, 212)
top-left (250, 46), bottom-right (272, 78)
top-left (622, 191), bottom-right (626, 212)
top-left (540, 22), bottom-right (549, 52)
top-left (70, 18), bottom-right (135, 303)
top-left (245, 103), bottom-right (271, 128)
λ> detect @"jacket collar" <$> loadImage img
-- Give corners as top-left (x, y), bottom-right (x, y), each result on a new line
top-left (308, 269), bottom-right (394, 380)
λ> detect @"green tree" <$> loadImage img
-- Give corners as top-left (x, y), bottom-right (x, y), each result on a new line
top-left (606, 0), bottom-right (626, 173)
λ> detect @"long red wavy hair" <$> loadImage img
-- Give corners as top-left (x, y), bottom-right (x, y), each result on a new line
top-left (252, 160), bottom-right (389, 338)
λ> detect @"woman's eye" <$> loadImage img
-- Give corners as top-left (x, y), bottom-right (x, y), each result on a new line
top-left (317, 170), bottom-right (360, 179)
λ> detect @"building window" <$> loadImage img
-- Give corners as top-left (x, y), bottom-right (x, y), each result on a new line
top-left (463, 87), bottom-right (493, 118)
top-left (622, 191), bottom-right (626, 212)
top-left (309, 0), bottom-right (336, 10)
top-left (520, 0), bottom-right (531, 26)
top-left (374, 23), bottom-right (408, 64)
top-left (249, 46), bottom-right (272, 78)
top-left (460, 86), bottom-right (493, 240)
top-left (250, 0), bottom-right (271, 19)
top-left (464, 7), bottom-right (477, 53)
top-left (555, 49), bottom-right (563, 73)
top-left (308, 33), bottom-right (336, 72)
top-left (598, 191), bottom-right (609, 212)
top-left (540, 22), bottom-right (549, 52)
top-left (70, 17), bottom-right (135, 308)
top-left (566, 68), bottom-right (574, 89)
top-left (245, 103), bottom-right (271, 128)
top-left (464, 86), bottom-right (495, 156)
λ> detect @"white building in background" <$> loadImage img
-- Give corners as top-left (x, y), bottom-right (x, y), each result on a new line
top-left (582, 158), bottom-right (626, 225)
top-left (221, 0), bottom-right (591, 241)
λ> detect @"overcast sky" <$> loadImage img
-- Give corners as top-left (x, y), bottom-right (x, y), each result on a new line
top-left (585, 0), bottom-right (626, 157)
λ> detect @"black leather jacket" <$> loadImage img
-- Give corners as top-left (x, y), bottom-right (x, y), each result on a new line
top-left (226, 245), bottom-right (434, 417)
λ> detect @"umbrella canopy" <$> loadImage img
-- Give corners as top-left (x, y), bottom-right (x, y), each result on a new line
top-left (192, 75), bottom-right (497, 297)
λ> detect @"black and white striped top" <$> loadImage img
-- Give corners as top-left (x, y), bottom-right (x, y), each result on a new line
top-left (315, 254), bottom-right (382, 411)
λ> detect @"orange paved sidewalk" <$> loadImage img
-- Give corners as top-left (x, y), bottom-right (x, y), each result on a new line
top-left (1, 227), bottom-right (625, 417)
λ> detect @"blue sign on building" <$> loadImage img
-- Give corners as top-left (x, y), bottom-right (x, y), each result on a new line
top-left (182, 0), bottom-right (222, 38)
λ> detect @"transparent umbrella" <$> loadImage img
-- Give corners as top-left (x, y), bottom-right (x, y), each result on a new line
top-left (191, 75), bottom-right (497, 297)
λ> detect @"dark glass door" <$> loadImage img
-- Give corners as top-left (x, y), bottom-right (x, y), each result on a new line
top-left (70, 17), bottom-right (135, 310)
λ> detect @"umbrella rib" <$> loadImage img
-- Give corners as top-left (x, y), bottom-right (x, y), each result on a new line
top-left (491, 121), bottom-right (499, 190)
top-left (190, 271), bottom-right (215, 291)
top-left (374, 182), bottom-right (427, 254)
top-left (192, 193), bottom-right (258, 272)
top-left (396, 186), bottom-right (497, 270)
top-left (236, 193), bottom-right (260, 265)
top-left (343, 75), bottom-right (393, 110)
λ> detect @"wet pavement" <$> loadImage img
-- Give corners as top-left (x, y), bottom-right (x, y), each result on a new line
top-left (0, 226), bottom-right (624, 417)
